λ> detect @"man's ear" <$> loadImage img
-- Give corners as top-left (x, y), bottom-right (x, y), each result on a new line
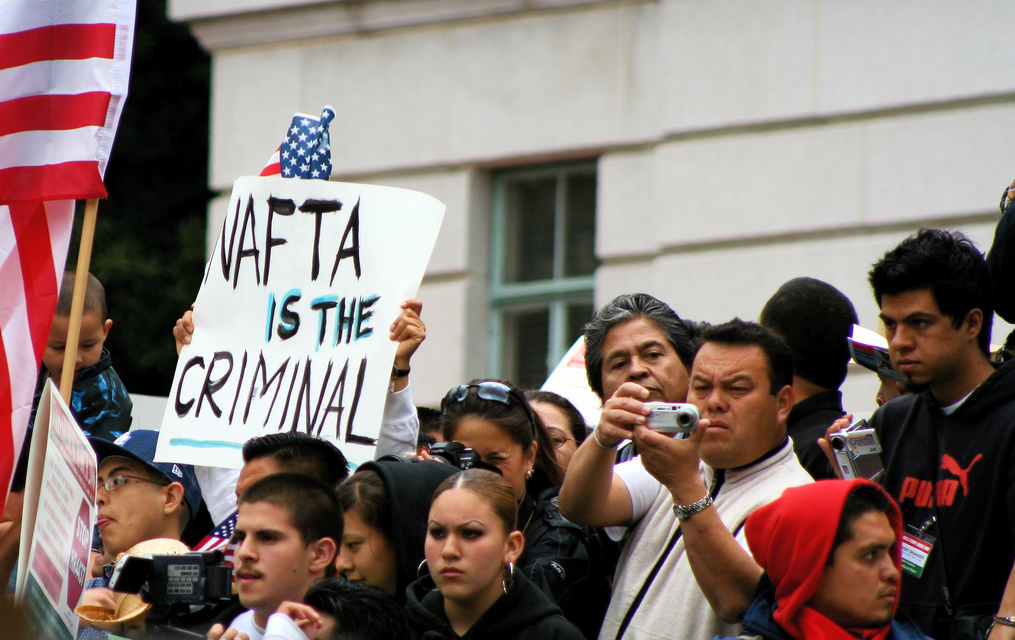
top-left (308, 537), bottom-right (338, 574)
top-left (103, 318), bottom-right (113, 339)
top-left (963, 308), bottom-right (984, 342)
top-left (774, 385), bottom-right (794, 425)
top-left (162, 482), bottom-right (185, 517)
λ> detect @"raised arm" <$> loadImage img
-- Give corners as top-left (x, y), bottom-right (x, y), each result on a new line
top-left (375, 299), bottom-right (425, 457)
top-left (633, 422), bottom-right (760, 622)
top-left (557, 382), bottom-right (653, 527)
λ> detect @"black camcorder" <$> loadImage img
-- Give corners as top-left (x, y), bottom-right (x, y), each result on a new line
top-left (108, 550), bottom-right (234, 638)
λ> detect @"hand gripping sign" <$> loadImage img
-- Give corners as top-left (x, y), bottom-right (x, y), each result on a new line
top-left (157, 176), bottom-right (444, 468)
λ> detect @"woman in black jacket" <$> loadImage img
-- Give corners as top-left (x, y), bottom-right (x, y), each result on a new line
top-left (406, 469), bottom-right (583, 640)
top-left (439, 380), bottom-right (610, 638)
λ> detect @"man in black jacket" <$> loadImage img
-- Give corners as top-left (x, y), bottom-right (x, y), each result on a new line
top-left (822, 229), bottom-right (1015, 640)
top-left (760, 277), bottom-right (858, 480)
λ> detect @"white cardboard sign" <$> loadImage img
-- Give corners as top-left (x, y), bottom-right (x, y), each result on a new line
top-left (16, 380), bottom-right (97, 640)
top-left (157, 176), bottom-right (444, 468)
top-left (540, 337), bottom-right (602, 428)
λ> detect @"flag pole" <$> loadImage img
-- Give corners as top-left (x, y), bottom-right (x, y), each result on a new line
top-left (59, 199), bottom-right (100, 405)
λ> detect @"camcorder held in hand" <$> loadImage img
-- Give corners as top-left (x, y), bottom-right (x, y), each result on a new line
top-left (108, 550), bottom-right (233, 638)
top-left (829, 418), bottom-right (885, 481)
top-left (645, 402), bottom-right (699, 439)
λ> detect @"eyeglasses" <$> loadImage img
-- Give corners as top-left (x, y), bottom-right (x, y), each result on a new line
top-left (441, 381), bottom-right (538, 438)
top-left (100, 473), bottom-right (168, 493)
top-left (548, 433), bottom-right (575, 450)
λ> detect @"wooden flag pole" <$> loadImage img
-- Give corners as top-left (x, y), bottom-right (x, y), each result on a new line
top-left (59, 198), bottom-right (100, 406)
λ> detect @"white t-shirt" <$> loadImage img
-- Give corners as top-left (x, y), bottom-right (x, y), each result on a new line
top-left (263, 613), bottom-right (312, 640)
top-left (607, 455), bottom-right (752, 552)
top-left (228, 609), bottom-right (266, 640)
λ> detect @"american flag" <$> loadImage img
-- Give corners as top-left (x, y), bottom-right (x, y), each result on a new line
top-left (193, 510), bottom-right (238, 569)
top-left (0, 0), bottom-right (135, 515)
top-left (259, 107), bottom-right (336, 180)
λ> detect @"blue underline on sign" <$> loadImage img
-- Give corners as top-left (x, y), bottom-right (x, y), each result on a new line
top-left (169, 438), bottom-right (244, 450)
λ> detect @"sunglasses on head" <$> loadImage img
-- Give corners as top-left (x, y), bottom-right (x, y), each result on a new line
top-left (441, 381), bottom-right (538, 438)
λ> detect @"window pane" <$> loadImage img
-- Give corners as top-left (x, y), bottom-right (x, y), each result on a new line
top-left (502, 307), bottom-right (550, 389)
top-left (564, 172), bottom-right (598, 277)
top-left (566, 301), bottom-right (595, 347)
top-left (503, 177), bottom-right (555, 283)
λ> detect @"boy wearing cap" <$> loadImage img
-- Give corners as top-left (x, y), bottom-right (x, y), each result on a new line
top-left (77, 430), bottom-right (202, 639)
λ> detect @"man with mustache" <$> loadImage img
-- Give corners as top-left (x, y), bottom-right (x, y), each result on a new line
top-left (560, 301), bottom-right (812, 640)
top-left (215, 473), bottom-right (341, 640)
top-left (715, 479), bottom-right (928, 640)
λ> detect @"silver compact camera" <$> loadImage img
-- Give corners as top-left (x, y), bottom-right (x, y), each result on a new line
top-left (645, 402), bottom-right (699, 439)
top-left (829, 418), bottom-right (884, 481)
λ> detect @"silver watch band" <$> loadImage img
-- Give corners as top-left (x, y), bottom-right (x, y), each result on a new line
top-left (673, 494), bottom-right (713, 521)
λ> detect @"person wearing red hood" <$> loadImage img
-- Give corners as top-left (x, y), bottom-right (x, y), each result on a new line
top-left (716, 479), bottom-right (928, 640)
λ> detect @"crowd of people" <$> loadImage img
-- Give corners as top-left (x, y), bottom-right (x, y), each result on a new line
top-left (4, 180), bottom-right (1015, 640)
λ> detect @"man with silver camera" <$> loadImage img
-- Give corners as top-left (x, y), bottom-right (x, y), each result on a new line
top-left (559, 295), bottom-right (811, 640)
top-left (821, 229), bottom-right (1015, 640)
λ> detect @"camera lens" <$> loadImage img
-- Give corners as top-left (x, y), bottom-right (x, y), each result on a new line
top-left (678, 412), bottom-right (691, 427)
top-left (831, 437), bottom-right (845, 451)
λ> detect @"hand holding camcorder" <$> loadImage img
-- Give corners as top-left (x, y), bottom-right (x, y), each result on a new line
top-left (829, 418), bottom-right (885, 481)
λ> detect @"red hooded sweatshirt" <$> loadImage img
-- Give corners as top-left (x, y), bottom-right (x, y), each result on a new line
top-left (745, 479), bottom-right (903, 640)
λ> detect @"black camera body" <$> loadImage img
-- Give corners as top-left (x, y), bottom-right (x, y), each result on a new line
top-left (428, 441), bottom-right (478, 469)
top-left (109, 550), bottom-right (233, 606)
top-left (378, 441), bottom-right (501, 475)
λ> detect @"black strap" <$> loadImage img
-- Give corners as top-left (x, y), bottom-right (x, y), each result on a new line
top-left (614, 471), bottom-right (728, 640)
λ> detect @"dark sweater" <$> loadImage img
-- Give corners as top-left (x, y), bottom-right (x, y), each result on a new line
top-left (405, 571), bottom-right (584, 640)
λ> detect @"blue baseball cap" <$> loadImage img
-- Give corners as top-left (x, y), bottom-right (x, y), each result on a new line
top-left (90, 430), bottom-right (203, 526)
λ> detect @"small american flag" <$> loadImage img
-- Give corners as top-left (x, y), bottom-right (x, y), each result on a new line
top-left (193, 510), bottom-right (238, 568)
top-left (259, 107), bottom-right (336, 180)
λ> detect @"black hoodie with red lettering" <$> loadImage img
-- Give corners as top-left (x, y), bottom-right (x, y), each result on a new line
top-left (871, 358), bottom-right (1015, 639)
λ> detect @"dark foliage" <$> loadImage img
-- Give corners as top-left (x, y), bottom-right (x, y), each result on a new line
top-left (67, 0), bottom-right (211, 395)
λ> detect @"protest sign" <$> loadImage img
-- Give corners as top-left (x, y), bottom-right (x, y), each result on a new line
top-left (541, 337), bottom-right (602, 427)
top-left (157, 176), bottom-right (444, 468)
top-left (16, 380), bottom-right (97, 640)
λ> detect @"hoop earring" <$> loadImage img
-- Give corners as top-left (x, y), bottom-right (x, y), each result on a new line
top-left (525, 469), bottom-right (534, 480)
top-left (502, 561), bottom-right (515, 595)
top-left (417, 559), bottom-right (438, 592)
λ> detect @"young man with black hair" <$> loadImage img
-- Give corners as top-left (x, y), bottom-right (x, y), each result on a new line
top-left (560, 314), bottom-right (812, 640)
top-left (236, 432), bottom-right (350, 497)
top-left (759, 277), bottom-right (858, 479)
top-left (718, 479), bottom-right (928, 640)
top-left (210, 473), bottom-right (342, 640)
top-left (821, 228), bottom-right (1015, 640)
top-left (261, 579), bottom-right (409, 640)
top-left (76, 430), bottom-right (203, 640)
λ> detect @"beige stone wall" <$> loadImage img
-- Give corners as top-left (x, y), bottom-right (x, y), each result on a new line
top-left (171, 0), bottom-right (1015, 412)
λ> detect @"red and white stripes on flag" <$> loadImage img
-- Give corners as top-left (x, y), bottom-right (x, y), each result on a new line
top-left (260, 148), bottom-right (282, 177)
top-left (0, 203), bottom-right (74, 506)
top-left (0, 0), bottom-right (135, 203)
top-left (0, 0), bottom-right (136, 514)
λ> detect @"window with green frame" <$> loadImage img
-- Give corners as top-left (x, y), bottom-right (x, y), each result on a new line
top-left (489, 162), bottom-right (598, 389)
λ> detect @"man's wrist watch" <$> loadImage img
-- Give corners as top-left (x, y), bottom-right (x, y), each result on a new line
top-left (673, 494), bottom-right (713, 521)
